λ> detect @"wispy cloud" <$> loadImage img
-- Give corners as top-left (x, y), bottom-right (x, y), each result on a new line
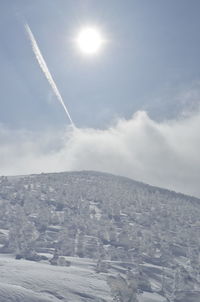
top-left (1, 110), bottom-right (200, 197)
top-left (25, 24), bottom-right (74, 126)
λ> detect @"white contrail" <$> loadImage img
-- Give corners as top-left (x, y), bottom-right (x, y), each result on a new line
top-left (25, 24), bottom-right (74, 126)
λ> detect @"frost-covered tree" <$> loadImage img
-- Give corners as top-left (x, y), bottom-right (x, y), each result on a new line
top-left (9, 205), bottom-right (39, 258)
top-left (107, 274), bottom-right (138, 302)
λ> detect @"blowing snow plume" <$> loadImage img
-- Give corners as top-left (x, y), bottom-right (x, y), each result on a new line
top-left (25, 24), bottom-right (74, 126)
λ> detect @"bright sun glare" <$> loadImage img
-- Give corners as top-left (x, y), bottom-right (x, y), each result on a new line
top-left (76, 27), bottom-right (104, 55)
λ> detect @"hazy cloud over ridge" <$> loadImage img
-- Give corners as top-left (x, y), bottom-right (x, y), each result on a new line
top-left (0, 110), bottom-right (200, 197)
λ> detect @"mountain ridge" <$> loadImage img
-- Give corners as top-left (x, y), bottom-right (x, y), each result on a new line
top-left (0, 170), bottom-right (200, 301)
top-left (8, 170), bottom-right (200, 203)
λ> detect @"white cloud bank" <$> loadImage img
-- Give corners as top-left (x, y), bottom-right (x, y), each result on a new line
top-left (0, 110), bottom-right (200, 197)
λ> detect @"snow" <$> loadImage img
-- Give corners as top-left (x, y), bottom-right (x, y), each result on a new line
top-left (89, 202), bottom-right (102, 220)
top-left (0, 229), bottom-right (9, 236)
top-left (0, 255), bottom-right (112, 302)
top-left (0, 282), bottom-right (55, 302)
top-left (1, 170), bottom-right (200, 301)
top-left (0, 254), bottom-right (171, 301)
top-left (138, 292), bottom-right (167, 302)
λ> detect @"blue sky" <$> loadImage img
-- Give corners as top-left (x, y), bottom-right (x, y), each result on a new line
top-left (1, 1), bottom-right (200, 196)
top-left (1, 0), bottom-right (200, 130)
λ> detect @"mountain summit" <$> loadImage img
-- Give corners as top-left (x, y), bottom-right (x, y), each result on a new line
top-left (0, 171), bottom-right (200, 301)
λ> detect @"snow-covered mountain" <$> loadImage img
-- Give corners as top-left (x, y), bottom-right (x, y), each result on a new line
top-left (0, 171), bottom-right (200, 302)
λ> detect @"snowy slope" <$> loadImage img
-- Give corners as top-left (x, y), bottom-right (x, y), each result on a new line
top-left (0, 254), bottom-right (111, 302)
top-left (0, 170), bottom-right (200, 301)
top-left (0, 254), bottom-right (169, 302)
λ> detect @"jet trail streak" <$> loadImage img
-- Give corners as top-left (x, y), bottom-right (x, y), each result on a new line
top-left (25, 24), bottom-right (74, 126)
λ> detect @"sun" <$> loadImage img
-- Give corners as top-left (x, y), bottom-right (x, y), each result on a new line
top-left (76, 27), bottom-right (104, 55)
